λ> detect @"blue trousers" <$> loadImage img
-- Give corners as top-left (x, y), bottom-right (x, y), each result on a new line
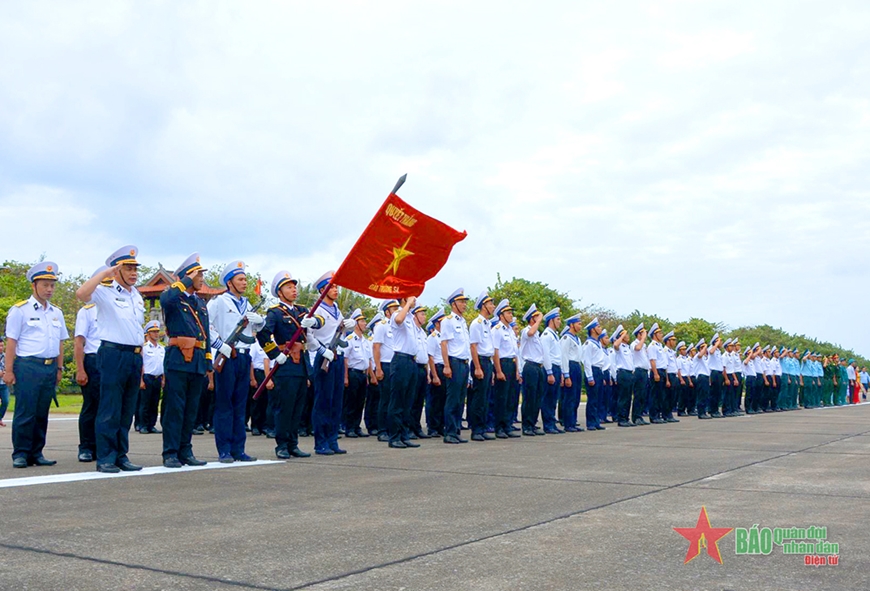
top-left (469, 356), bottom-right (493, 435)
top-left (541, 365), bottom-right (562, 430)
top-left (494, 358), bottom-right (518, 433)
top-left (586, 366), bottom-right (603, 429)
top-left (444, 358), bottom-right (470, 437)
top-left (561, 361), bottom-right (581, 429)
top-left (313, 351), bottom-right (344, 452)
top-left (162, 369), bottom-right (203, 460)
top-left (11, 357), bottom-right (56, 461)
top-left (213, 352), bottom-right (251, 458)
top-left (632, 368), bottom-right (649, 421)
top-left (78, 353), bottom-right (100, 454)
top-left (96, 345), bottom-right (143, 466)
top-left (388, 353), bottom-right (416, 443)
top-left (0, 383), bottom-right (8, 422)
top-left (521, 362), bottom-right (546, 431)
top-left (377, 362), bottom-right (392, 433)
top-left (426, 364), bottom-right (447, 434)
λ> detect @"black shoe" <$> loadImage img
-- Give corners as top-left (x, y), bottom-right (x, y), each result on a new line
top-left (595, 425), bottom-right (606, 430)
top-left (219, 454), bottom-right (235, 463)
top-left (401, 440), bottom-right (420, 448)
top-left (377, 432), bottom-right (390, 442)
top-left (544, 428), bottom-right (560, 434)
top-left (330, 447), bottom-right (347, 454)
top-left (495, 430), bottom-right (509, 439)
top-left (356, 429), bottom-right (369, 438)
top-left (665, 417), bottom-right (680, 423)
top-left (290, 448), bottom-right (311, 458)
top-left (345, 430), bottom-right (358, 438)
top-left (677, 411), bottom-right (686, 416)
top-left (633, 418), bottom-right (648, 425)
top-left (456, 436), bottom-right (469, 443)
top-left (137, 427), bottom-right (149, 434)
top-left (29, 456), bottom-right (57, 467)
top-left (650, 418), bottom-right (665, 424)
top-left (78, 450), bottom-right (94, 462)
top-left (427, 430), bottom-right (440, 438)
top-left (618, 421), bottom-right (634, 427)
top-left (181, 455), bottom-right (208, 466)
top-left (265, 430), bottom-right (276, 438)
top-left (471, 433), bottom-right (486, 441)
top-left (443, 435), bottom-right (461, 444)
top-left (207, 426), bottom-right (215, 434)
top-left (315, 448), bottom-right (335, 456)
top-left (251, 428), bottom-right (262, 436)
top-left (97, 463), bottom-right (120, 473)
top-left (192, 426), bottom-right (205, 435)
top-left (699, 413), bottom-right (712, 420)
top-left (406, 432), bottom-right (418, 440)
top-left (534, 428), bottom-right (546, 436)
top-left (149, 427), bottom-right (162, 434)
top-left (711, 412), bottom-right (723, 418)
top-left (163, 457), bottom-right (183, 468)
top-left (506, 430), bottom-right (521, 438)
top-left (12, 457), bottom-right (27, 468)
top-left (276, 448), bottom-right (291, 459)
top-left (389, 440), bottom-right (408, 448)
top-left (415, 431), bottom-right (431, 439)
top-left (522, 429), bottom-right (536, 436)
top-left (116, 460), bottom-right (142, 471)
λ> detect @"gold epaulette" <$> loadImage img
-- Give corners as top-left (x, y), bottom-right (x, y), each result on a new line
top-left (171, 281), bottom-right (185, 290)
top-left (84, 303), bottom-right (96, 309)
top-left (14, 300), bottom-right (28, 307)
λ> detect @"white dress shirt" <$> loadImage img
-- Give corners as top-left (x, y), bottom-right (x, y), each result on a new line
top-left (92, 280), bottom-right (144, 346)
top-left (74, 304), bottom-right (101, 354)
top-left (5, 296), bottom-right (69, 358)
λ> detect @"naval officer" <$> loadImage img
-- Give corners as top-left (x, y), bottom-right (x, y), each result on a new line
top-left (76, 246), bottom-right (146, 473)
top-left (5, 262), bottom-right (68, 468)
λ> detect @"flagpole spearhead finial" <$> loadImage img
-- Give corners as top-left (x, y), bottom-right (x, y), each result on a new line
top-left (392, 174), bottom-right (407, 195)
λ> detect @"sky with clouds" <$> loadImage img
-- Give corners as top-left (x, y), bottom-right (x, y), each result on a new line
top-left (1, 1), bottom-right (868, 355)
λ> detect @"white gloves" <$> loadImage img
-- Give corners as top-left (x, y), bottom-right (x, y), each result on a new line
top-left (275, 353), bottom-right (288, 365)
top-left (322, 349), bottom-right (335, 362)
top-left (245, 312), bottom-right (265, 328)
top-left (342, 318), bottom-right (355, 330)
top-left (301, 317), bottom-right (317, 329)
top-left (218, 343), bottom-right (233, 358)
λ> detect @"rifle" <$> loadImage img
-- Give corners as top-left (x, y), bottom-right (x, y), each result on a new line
top-left (214, 300), bottom-right (264, 373)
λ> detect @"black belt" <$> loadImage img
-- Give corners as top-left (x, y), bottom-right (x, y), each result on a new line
top-left (435, 362), bottom-right (444, 368)
top-left (526, 361), bottom-right (542, 368)
top-left (394, 352), bottom-right (415, 360)
top-left (349, 368), bottom-right (367, 374)
top-left (84, 353), bottom-right (98, 358)
top-left (102, 341), bottom-right (142, 354)
top-left (19, 356), bottom-right (56, 366)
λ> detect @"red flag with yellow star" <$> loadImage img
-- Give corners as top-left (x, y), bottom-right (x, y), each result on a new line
top-left (332, 192), bottom-right (467, 298)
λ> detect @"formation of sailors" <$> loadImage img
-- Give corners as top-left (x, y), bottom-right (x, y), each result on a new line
top-left (3, 252), bottom-right (866, 470)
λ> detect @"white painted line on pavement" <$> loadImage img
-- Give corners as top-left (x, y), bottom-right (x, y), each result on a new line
top-left (0, 459), bottom-right (284, 489)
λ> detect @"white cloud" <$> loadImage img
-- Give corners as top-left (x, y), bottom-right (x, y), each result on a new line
top-left (1, 0), bottom-right (869, 355)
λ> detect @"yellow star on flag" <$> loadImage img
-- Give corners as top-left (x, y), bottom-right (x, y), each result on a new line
top-left (385, 236), bottom-right (414, 275)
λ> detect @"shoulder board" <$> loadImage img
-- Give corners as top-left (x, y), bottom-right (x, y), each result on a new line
top-left (171, 281), bottom-right (185, 290)
top-left (379, 319), bottom-right (387, 325)
top-left (269, 304), bottom-right (282, 310)
top-left (14, 300), bottom-right (28, 307)
top-left (367, 335), bottom-right (373, 341)
top-left (84, 303), bottom-right (96, 309)
top-left (474, 317), bottom-right (482, 324)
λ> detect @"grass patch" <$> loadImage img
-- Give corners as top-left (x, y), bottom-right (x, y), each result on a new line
top-left (6, 393), bottom-right (83, 415)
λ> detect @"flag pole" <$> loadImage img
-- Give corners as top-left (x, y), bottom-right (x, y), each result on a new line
top-left (252, 175), bottom-right (407, 401)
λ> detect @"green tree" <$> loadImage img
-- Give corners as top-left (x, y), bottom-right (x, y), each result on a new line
top-left (488, 274), bottom-right (579, 326)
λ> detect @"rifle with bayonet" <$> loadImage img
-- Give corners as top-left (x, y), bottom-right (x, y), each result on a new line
top-left (214, 300), bottom-right (264, 373)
